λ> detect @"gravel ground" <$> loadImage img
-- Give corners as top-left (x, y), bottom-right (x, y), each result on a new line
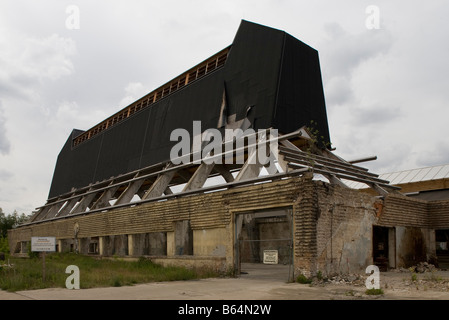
top-left (310, 269), bottom-right (449, 300)
top-left (1, 265), bottom-right (449, 300)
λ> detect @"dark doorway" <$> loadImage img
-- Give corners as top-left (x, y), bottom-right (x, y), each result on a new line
top-left (373, 226), bottom-right (389, 271)
top-left (235, 207), bottom-right (293, 282)
top-left (436, 229), bottom-right (449, 269)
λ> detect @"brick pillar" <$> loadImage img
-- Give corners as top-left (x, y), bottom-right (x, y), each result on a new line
top-left (293, 178), bottom-right (318, 277)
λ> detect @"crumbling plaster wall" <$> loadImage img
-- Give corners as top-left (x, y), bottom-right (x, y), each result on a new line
top-left (292, 177), bottom-right (378, 277)
top-left (315, 182), bottom-right (376, 276)
top-left (395, 226), bottom-right (435, 267)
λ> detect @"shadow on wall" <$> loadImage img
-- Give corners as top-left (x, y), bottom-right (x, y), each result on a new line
top-left (397, 227), bottom-right (429, 267)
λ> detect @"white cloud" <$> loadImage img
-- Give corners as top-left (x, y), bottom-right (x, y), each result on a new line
top-left (0, 0), bottom-right (449, 215)
top-left (119, 82), bottom-right (147, 108)
top-left (320, 22), bottom-right (393, 104)
top-left (0, 103), bottom-right (10, 155)
top-left (0, 25), bottom-right (79, 214)
top-left (0, 29), bottom-right (77, 100)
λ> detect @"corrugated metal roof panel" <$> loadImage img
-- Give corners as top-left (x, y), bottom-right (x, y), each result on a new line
top-left (398, 169), bottom-right (419, 184)
top-left (391, 170), bottom-right (411, 184)
top-left (312, 164), bottom-right (449, 190)
top-left (423, 166), bottom-right (445, 181)
top-left (383, 171), bottom-right (401, 184)
top-left (409, 167), bottom-right (432, 183)
top-left (381, 164), bottom-right (449, 185)
top-left (434, 165), bottom-right (449, 180)
top-left (379, 172), bottom-right (393, 181)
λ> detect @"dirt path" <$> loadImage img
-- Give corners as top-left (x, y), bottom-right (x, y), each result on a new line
top-left (1, 268), bottom-right (449, 300)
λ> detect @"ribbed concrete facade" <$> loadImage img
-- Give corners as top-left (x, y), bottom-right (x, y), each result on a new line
top-left (10, 174), bottom-right (449, 277)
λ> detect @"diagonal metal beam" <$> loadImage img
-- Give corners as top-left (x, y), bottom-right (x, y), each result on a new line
top-left (325, 174), bottom-right (349, 188)
top-left (234, 149), bottom-right (262, 182)
top-left (41, 201), bottom-right (66, 220)
top-left (90, 184), bottom-right (120, 210)
top-left (115, 174), bottom-right (145, 205)
top-left (142, 170), bottom-right (177, 200)
top-left (182, 163), bottom-right (215, 192)
top-left (29, 206), bottom-right (51, 222)
top-left (70, 190), bottom-right (98, 214)
top-left (57, 196), bottom-right (82, 217)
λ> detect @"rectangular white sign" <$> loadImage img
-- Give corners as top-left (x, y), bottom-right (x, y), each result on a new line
top-left (31, 237), bottom-right (56, 252)
top-left (263, 250), bottom-right (278, 264)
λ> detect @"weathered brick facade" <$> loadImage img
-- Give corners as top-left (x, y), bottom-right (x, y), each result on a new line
top-left (9, 175), bottom-right (449, 277)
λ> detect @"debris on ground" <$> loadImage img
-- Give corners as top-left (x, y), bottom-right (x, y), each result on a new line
top-left (409, 262), bottom-right (436, 273)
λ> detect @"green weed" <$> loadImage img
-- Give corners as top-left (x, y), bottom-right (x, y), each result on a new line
top-left (0, 253), bottom-right (219, 292)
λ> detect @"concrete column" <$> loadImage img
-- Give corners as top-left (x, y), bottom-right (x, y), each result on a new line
top-left (148, 232), bottom-right (167, 256)
top-left (99, 236), bottom-right (105, 256)
top-left (175, 220), bottom-right (193, 255)
top-left (128, 234), bottom-right (134, 256)
top-left (167, 232), bottom-right (175, 256)
top-left (388, 228), bottom-right (396, 268)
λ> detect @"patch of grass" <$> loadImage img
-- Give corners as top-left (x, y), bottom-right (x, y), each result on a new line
top-left (365, 288), bottom-right (384, 295)
top-left (296, 274), bottom-right (312, 284)
top-left (0, 253), bottom-right (220, 292)
top-left (345, 290), bottom-right (355, 296)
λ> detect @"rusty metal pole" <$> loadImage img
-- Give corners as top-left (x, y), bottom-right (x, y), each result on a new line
top-left (42, 251), bottom-right (46, 282)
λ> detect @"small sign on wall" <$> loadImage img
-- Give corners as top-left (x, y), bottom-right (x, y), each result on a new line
top-left (31, 237), bottom-right (56, 252)
top-left (263, 250), bottom-right (278, 264)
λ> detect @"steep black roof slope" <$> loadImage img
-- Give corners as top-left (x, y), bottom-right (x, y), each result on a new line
top-left (48, 20), bottom-right (330, 199)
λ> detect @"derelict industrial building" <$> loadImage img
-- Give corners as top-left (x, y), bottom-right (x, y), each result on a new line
top-left (8, 20), bottom-right (449, 280)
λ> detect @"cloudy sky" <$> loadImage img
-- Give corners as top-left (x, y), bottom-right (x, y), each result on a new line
top-left (1, 0), bottom-right (448, 214)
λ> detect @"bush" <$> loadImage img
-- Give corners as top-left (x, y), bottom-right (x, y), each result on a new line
top-left (296, 274), bottom-right (312, 284)
top-left (365, 288), bottom-right (384, 295)
top-left (0, 237), bottom-right (9, 258)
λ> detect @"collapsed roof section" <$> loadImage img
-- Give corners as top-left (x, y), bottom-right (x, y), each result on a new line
top-left (48, 20), bottom-right (331, 199)
top-left (29, 128), bottom-right (399, 224)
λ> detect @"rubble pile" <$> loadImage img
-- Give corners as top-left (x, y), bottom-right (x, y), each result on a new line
top-left (409, 262), bottom-right (436, 273)
top-left (310, 274), bottom-right (366, 287)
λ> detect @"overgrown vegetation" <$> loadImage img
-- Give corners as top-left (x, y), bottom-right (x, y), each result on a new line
top-left (365, 288), bottom-right (384, 295)
top-left (0, 208), bottom-right (29, 238)
top-left (0, 208), bottom-right (30, 261)
top-left (296, 274), bottom-right (313, 284)
top-left (0, 253), bottom-right (220, 292)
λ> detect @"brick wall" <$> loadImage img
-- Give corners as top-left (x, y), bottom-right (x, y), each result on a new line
top-left (378, 194), bottom-right (429, 227)
top-left (428, 200), bottom-right (449, 229)
top-left (11, 175), bottom-right (446, 275)
top-left (313, 182), bottom-right (377, 276)
top-left (8, 177), bottom-right (304, 268)
top-left (293, 177), bottom-right (318, 275)
top-left (378, 195), bottom-right (449, 229)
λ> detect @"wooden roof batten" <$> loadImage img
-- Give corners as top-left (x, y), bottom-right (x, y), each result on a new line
top-left (26, 127), bottom-right (399, 226)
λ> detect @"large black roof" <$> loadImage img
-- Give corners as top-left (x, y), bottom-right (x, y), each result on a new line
top-left (48, 20), bottom-right (330, 199)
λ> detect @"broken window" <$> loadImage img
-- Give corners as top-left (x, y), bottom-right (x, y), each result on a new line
top-left (88, 237), bottom-right (99, 254)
